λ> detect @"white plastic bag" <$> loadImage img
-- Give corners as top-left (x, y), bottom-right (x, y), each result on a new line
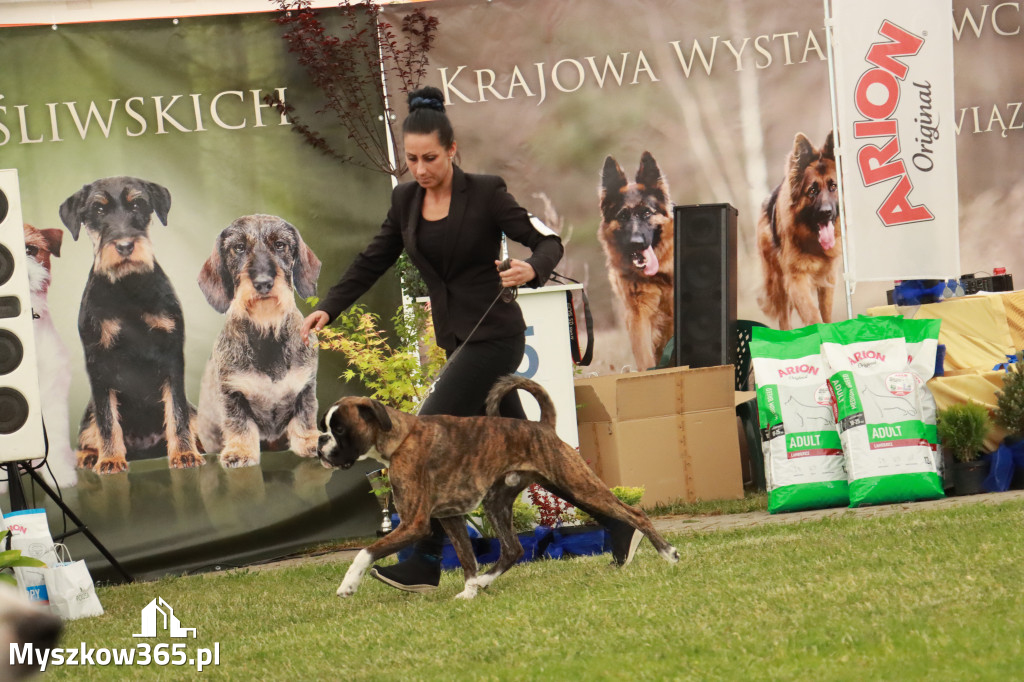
top-left (42, 545), bottom-right (104, 620)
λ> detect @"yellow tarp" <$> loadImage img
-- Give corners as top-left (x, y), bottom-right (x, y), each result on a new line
top-left (867, 292), bottom-right (1023, 371)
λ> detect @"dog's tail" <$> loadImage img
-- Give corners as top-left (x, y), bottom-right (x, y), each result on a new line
top-left (485, 375), bottom-right (557, 429)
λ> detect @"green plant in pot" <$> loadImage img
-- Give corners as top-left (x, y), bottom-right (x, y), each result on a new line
top-left (937, 401), bottom-right (991, 495)
top-left (993, 352), bottom-right (1024, 489)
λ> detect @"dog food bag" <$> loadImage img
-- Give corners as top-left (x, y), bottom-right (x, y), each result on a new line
top-left (819, 316), bottom-right (944, 507)
top-left (751, 326), bottom-right (848, 514)
top-left (3, 508), bottom-right (57, 605)
top-left (897, 317), bottom-right (944, 480)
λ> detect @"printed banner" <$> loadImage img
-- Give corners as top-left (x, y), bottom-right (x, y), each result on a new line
top-left (0, 10), bottom-right (397, 579)
top-left (383, 0), bottom-right (1021, 353)
top-left (830, 0), bottom-right (961, 281)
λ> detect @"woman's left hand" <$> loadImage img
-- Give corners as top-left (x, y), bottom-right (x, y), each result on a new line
top-left (495, 259), bottom-right (536, 288)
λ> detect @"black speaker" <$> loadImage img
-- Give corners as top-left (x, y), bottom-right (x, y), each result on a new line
top-left (673, 203), bottom-right (738, 370)
top-left (0, 169), bottom-right (45, 462)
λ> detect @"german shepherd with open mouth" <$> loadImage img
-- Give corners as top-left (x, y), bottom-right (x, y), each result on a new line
top-left (599, 152), bottom-right (674, 370)
top-left (757, 132), bottom-right (841, 330)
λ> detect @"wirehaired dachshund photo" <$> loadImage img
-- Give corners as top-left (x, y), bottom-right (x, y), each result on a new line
top-left (197, 214), bottom-right (322, 468)
top-left (59, 176), bottom-right (203, 474)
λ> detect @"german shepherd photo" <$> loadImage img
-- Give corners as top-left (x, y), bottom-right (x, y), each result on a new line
top-left (598, 151), bottom-right (674, 370)
top-left (756, 132), bottom-right (841, 330)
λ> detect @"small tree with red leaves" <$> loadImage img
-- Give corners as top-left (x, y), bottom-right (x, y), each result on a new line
top-left (267, 1), bottom-right (438, 178)
top-left (527, 484), bottom-right (578, 528)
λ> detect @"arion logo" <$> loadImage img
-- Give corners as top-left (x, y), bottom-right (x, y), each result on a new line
top-left (777, 363), bottom-right (820, 378)
top-left (852, 20), bottom-right (934, 227)
top-left (848, 350), bottom-right (886, 366)
top-left (133, 598), bottom-right (197, 639)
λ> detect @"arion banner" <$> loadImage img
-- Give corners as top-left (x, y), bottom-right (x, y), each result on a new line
top-left (830, 0), bottom-right (961, 281)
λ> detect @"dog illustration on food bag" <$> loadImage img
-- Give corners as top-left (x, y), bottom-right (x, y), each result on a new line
top-left (197, 214), bottom-right (322, 468)
top-left (598, 151), bottom-right (674, 371)
top-left (757, 132), bottom-right (842, 330)
top-left (60, 177), bottom-right (203, 474)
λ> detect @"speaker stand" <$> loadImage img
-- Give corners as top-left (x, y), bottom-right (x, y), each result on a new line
top-left (4, 461), bottom-right (133, 584)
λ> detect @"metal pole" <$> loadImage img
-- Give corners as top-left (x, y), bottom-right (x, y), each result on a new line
top-left (824, 0), bottom-right (856, 320)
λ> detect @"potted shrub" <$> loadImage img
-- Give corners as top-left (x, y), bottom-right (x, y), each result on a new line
top-left (937, 401), bottom-right (991, 495)
top-left (994, 353), bottom-right (1024, 489)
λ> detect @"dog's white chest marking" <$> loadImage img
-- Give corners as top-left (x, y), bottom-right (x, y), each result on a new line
top-left (223, 366), bottom-right (314, 408)
top-left (357, 445), bottom-right (387, 465)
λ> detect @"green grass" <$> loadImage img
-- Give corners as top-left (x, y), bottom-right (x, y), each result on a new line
top-left (48, 498), bottom-right (1024, 680)
top-left (646, 491), bottom-right (768, 517)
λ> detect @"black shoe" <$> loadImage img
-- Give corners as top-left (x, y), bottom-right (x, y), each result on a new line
top-left (606, 520), bottom-right (643, 567)
top-left (369, 553), bottom-right (441, 594)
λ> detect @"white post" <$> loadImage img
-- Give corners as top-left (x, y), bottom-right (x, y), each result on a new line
top-left (823, 0), bottom-right (856, 321)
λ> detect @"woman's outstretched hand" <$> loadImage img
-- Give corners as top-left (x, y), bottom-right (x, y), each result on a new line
top-left (301, 310), bottom-right (329, 346)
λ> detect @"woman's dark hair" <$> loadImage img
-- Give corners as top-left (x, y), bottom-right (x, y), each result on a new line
top-left (403, 86), bottom-right (455, 149)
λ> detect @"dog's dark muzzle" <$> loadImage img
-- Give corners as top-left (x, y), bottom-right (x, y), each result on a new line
top-left (102, 233), bottom-right (144, 258)
top-left (248, 249), bottom-right (283, 296)
top-left (252, 275), bottom-right (275, 295)
top-left (814, 206), bottom-right (837, 228)
top-left (629, 225), bottom-right (652, 250)
top-left (317, 435), bottom-right (357, 470)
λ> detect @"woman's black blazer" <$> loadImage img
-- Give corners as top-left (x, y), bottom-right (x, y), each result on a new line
top-left (316, 166), bottom-right (564, 352)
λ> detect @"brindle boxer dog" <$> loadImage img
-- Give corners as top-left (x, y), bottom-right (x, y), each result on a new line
top-left (318, 375), bottom-right (680, 600)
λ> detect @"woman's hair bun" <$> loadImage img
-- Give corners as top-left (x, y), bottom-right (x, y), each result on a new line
top-left (407, 86), bottom-right (446, 114)
top-left (402, 85), bottom-right (454, 147)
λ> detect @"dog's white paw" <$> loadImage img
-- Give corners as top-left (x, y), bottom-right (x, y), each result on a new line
top-left (337, 572), bottom-right (362, 598)
top-left (454, 585), bottom-right (478, 600)
top-left (455, 575), bottom-right (493, 599)
top-left (469, 574), bottom-right (494, 591)
top-left (289, 431), bottom-right (319, 458)
top-left (220, 450), bottom-right (259, 468)
top-left (336, 549), bottom-right (371, 598)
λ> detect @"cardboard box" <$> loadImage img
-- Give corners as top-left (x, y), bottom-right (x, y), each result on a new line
top-left (574, 365), bottom-right (744, 505)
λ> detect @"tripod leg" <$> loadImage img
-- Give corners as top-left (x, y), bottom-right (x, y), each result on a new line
top-left (3, 463), bottom-right (28, 511)
top-left (21, 464), bottom-right (134, 584)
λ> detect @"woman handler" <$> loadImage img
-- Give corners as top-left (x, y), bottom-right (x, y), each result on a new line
top-left (302, 86), bottom-right (640, 594)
